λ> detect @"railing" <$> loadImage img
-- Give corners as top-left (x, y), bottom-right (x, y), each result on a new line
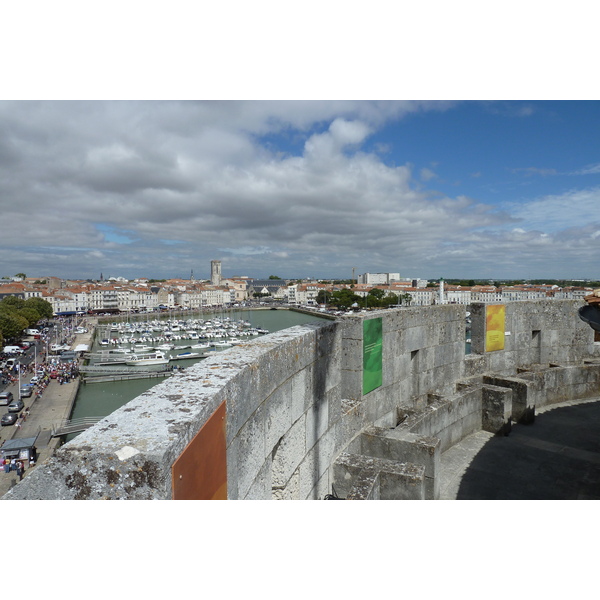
top-left (51, 417), bottom-right (103, 437)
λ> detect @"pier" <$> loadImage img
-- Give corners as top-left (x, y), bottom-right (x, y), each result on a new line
top-left (82, 370), bottom-right (175, 384)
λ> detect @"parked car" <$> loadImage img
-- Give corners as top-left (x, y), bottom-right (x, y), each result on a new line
top-left (0, 392), bottom-right (14, 406)
top-left (1, 413), bottom-right (17, 426)
top-left (8, 399), bottom-right (24, 413)
top-left (19, 385), bottom-right (33, 398)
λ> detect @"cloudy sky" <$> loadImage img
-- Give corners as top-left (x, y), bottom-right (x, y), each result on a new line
top-left (1, 99), bottom-right (599, 282)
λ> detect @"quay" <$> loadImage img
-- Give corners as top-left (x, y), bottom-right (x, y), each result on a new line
top-left (82, 370), bottom-right (174, 384)
top-left (0, 322), bottom-right (96, 497)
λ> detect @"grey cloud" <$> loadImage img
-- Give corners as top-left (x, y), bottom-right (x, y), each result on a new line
top-left (0, 100), bottom-right (597, 280)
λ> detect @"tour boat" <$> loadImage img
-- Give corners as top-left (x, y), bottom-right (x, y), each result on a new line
top-left (124, 351), bottom-right (169, 366)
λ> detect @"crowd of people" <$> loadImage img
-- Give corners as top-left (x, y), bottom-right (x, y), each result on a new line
top-left (2, 457), bottom-right (33, 480)
top-left (1, 315), bottom-right (87, 388)
top-left (1, 356), bottom-right (80, 393)
top-left (0, 316), bottom-right (90, 486)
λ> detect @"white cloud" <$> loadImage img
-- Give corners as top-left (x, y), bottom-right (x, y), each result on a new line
top-left (0, 100), bottom-right (598, 280)
top-left (420, 168), bottom-right (437, 182)
top-left (570, 163), bottom-right (600, 175)
top-left (507, 187), bottom-right (600, 233)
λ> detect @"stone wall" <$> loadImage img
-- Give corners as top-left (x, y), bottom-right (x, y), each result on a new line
top-left (3, 300), bottom-right (598, 500)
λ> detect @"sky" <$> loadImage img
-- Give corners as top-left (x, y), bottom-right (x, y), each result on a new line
top-left (1, 99), bottom-right (599, 282)
top-left (1, 3), bottom-right (598, 284)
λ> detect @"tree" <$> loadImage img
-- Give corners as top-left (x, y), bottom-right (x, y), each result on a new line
top-left (14, 273), bottom-right (26, 279)
top-left (331, 288), bottom-right (360, 309)
top-left (23, 297), bottom-right (53, 319)
top-left (381, 293), bottom-right (401, 307)
top-left (0, 296), bottom-right (25, 310)
top-left (17, 307), bottom-right (41, 327)
top-left (0, 312), bottom-right (28, 341)
top-left (268, 275), bottom-right (282, 280)
top-left (316, 290), bottom-right (334, 305)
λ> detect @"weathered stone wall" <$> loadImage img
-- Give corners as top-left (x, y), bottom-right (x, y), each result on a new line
top-left (3, 300), bottom-right (598, 500)
top-left (4, 323), bottom-right (347, 499)
top-left (341, 305), bottom-right (467, 427)
top-left (468, 300), bottom-right (599, 376)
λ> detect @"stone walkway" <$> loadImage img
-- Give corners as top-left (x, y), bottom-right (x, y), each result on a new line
top-left (440, 397), bottom-right (600, 500)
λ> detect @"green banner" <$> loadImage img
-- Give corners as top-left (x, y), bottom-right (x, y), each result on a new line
top-left (363, 318), bottom-right (383, 395)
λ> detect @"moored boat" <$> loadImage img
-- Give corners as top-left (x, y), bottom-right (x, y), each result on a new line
top-left (124, 351), bottom-right (169, 366)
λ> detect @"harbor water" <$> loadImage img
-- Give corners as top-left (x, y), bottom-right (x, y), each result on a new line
top-left (67, 309), bottom-right (329, 439)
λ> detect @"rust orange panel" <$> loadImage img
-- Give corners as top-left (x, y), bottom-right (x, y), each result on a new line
top-left (172, 401), bottom-right (227, 500)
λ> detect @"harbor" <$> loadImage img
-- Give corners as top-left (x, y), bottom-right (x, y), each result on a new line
top-left (69, 308), bottom-right (329, 427)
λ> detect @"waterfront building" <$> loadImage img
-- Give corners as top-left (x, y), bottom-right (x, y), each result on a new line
top-left (247, 279), bottom-right (288, 300)
top-left (44, 292), bottom-right (77, 314)
top-left (222, 278), bottom-right (249, 303)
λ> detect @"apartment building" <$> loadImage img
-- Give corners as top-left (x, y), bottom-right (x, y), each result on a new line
top-left (357, 272), bottom-right (400, 285)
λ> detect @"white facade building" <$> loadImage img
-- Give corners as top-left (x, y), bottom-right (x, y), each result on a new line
top-left (357, 273), bottom-right (400, 285)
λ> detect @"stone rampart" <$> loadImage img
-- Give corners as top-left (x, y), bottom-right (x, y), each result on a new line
top-left (3, 299), bottom-right (599, 500)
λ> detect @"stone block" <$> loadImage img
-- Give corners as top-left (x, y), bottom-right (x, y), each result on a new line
top-left (305, 392), bottom-right (329, 450)
top-left (378, 461), bottom-right (425, 500)
top-left (340, 367), bottom-right (362, 402)
top-left (271, 414), bottom-right (306, 492)
top-left (333, 453), bottom-right (380, 500)
top-left (243, 456), bottom-right (272, 499)
top-left (362, 426), bottom-right (441, 499)
top-left (341, 337), bottom-right (363, 372)
top-left (290, 367), bottom-right (313, 423)
top-left (236, 403), bottom-right (266, 499)
top-left (264, 379), bottom-right (293, 453)
top-left (484, 375), bottom-right (533, 423)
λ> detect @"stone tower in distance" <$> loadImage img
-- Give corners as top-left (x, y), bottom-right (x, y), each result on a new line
top-left (211, 260), bottom-right (222, 286)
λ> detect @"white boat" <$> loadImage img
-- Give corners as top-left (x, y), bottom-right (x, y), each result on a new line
top-left (131, 344), bottom-right (155, 353)
top-left (212, 341), bottom-right (231, 348)
top-left (125, 351), bottom-right (169, 366)
top-left (171, 352), bottom-right (203, 360)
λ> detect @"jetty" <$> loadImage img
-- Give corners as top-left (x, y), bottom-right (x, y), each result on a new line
top-left (81, 369), bottom-right (175, 384)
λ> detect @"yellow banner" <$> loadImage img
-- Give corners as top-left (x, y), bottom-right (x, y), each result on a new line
top-left (486, 305), bottom-right (505, 352)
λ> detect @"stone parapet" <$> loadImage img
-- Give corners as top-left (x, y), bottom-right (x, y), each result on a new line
top-left (2, 299), bottom-right (597, 500)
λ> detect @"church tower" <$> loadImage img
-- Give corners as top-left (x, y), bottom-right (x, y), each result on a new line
top-left (211, 260), bottom-right (222, 286)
